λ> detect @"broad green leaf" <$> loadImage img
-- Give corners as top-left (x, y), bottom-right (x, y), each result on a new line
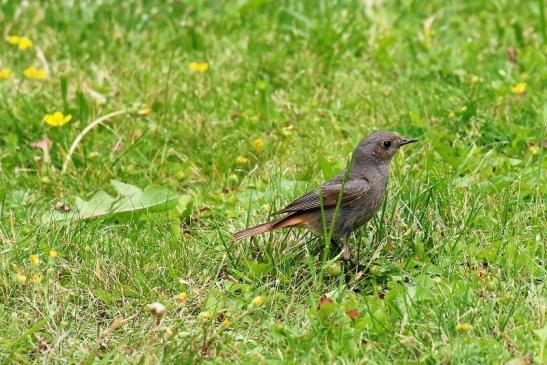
top-left (176, 195), bottom-right (193, 219)
top-left (111, 179), bottom-right (142, 196)
top-left (316, 302), bottom-right (338, 320)
top-left (75, 191), bottom-right (116, 218)
top-left (111, 185), bottom-right (179, 215)
top-left (43, 181), bottom-right (183, 223)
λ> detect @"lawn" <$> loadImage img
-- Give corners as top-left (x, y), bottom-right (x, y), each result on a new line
top-left (0, 0), bottom-right (545, 363)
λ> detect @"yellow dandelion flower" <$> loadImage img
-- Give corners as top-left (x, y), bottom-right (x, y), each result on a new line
top-left (23, 66), bottom-right (47, 80)
top-left (175, 292), bottom-right (188, 302)
top-left (17, 37), bottom-right (32, 50)
top-left (16, 273), bottom-right (27, 284)
top-left (6, 35), bottom-right (20, 45)
top-left (251, 295), bottom-right (264, 307)
top-left (455, 323), bottom-right (473, 333)
top-left (49, 249), bottom-right (58, 257)
top-left (235, 155), bottom-right (249, 165)
top-left (30, 255), bottom-right (41, 265)
top-left (222, 319), bottom-right (230, 327)
top-left (190, 62), bottom-right (209, 72)
top-left (199, 311), bottom-right (211, 319)
top-left (32, 274), bottom-right (43, 284)
top-left (511, 82), bottom-right (526, 95)
top-left (43, 112), bottom-right (72, 127)
top-left (0, 68), bottom-right (13, 81)
top-left (252, 138), bottom-right (264, 150)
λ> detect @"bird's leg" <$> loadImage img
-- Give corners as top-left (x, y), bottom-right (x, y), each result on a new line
top-left (340, 235), bottom-right (365, 272)
top-left (341, 236), bottom-right (351, 261)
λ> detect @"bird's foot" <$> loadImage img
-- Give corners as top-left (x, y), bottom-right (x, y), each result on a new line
top-left (341, 246), bottom-right (351, 261)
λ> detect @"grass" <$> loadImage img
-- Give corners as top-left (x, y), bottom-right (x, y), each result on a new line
top-left (0, 0), bottom-right (545, 363)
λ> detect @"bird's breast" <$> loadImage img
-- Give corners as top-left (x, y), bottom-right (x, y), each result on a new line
top-left (350, 180), bottom-right (387, 227)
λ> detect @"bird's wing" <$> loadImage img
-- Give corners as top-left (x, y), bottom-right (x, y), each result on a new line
top-left (276, 178), bottom-right (370, 214)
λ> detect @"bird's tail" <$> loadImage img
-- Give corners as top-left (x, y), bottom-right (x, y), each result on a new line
top-left (233, 219), bottom-right (280, 241)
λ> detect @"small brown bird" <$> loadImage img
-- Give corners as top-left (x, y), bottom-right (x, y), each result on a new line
top-left (234, 131), bottom-right (417, 261)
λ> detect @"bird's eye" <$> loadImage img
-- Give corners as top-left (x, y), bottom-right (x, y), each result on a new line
top-left (382, 141), bottom-right (392, 148)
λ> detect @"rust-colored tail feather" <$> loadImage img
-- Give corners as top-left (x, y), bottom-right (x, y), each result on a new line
top-left (233, 214), bottom-right (308, 241)
top-left (233, 220), bottom-right (278, 241)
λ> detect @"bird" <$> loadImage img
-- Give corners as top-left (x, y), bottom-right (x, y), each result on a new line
top-left (233, 131), bottom-right (417, 262)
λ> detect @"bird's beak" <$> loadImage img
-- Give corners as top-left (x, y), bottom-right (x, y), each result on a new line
top-left (400, 138), bottom-right (418, 146)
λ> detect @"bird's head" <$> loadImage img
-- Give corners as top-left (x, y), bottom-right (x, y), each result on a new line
top-left (354, 131), bottom-right (417, 164)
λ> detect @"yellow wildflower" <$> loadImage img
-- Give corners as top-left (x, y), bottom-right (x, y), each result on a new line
top-left (175, 292), bottom-right (188, 302)
top-left (16, 273), bottom-right (27, 284)
top-left (0, 68), bottom-right (13, 81)
top-left (138, 104), bottom-right (151, 116)
top-left (252, 138), bottom-right (264, 150)
top-left (511, 82), bottom-right (526, 95)
top-left (199, 311), bottom-right (211, 319)
top-left (6, 35), bottom-right (32, 49)
top-left (23, 66), bottom-right (47, 80)
top-left (235, 156), bottom-right (249, 165)
top-left (43, 112), bottom-right (72, 127)
top-left (6, 35), bottom-right (20, 45)
top-left (222, 319), bottom-right (230, 327)
top-left (32, 274), bottom-right (43, 284)
top-left (456, 323), bottom-right (473, 333)
top-left (30, 255), bottom-right (41, 265)
top-left (49, 249), bottom-right (58, 257)
top-left (190, 62), bottom-right (209, 72)
top-left (17, 37), bottom-right (32, 50)
top-left (251, 295), bottom-right (264, 307)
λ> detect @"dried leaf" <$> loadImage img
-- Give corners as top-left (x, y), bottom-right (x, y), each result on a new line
top-left (54, 202), bottom-right (72, 212)
top-left (345, 309), bottom-right (360, 320)
top-left (30, 136), bottom-right (52, 164)
top-left (201, 343), bottom-right (211, 357)
top-left (506, 48), bottom-right (518, 64)
top-left (101, 316), bottom-right (124, 338)
top-left (147, 302), bottom-right (166, 324)
top-left (317, 295), bottom-right (334, 311)
top-left (505, 355), bottom-right (531, 365)
top-left (34, 333), bottom-right (50, 353)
